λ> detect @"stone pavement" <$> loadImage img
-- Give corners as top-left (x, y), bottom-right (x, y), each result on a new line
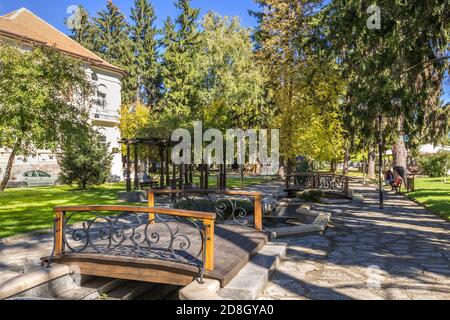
top-left (259, 181), bottom-right (450, 300)
top-left (1, 180), bottom-right (449, 300)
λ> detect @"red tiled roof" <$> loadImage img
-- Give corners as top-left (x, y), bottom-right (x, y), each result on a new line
top-left (0, 8), bottom-right (126, 76)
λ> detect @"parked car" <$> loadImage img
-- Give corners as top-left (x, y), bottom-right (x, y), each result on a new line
top-left (107, 174), bottom-right (121, 183)
top-left (7, 170), bottom-right (59, 188)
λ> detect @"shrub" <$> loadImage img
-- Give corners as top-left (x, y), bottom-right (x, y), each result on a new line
top-left (418, 151), bottom-right (450, 178)
top-left (58, 129), bottom-right (113, 190)
top-left (296, 189), bottom-right (324, 202)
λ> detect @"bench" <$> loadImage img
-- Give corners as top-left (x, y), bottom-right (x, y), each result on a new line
top-left (391, 177), bottom-right (402, 194)
top-left (139, 181), bottom-right (159, 190)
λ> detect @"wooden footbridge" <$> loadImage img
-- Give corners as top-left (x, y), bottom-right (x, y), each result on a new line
top-left (43, 190), bottom-right (269, 287)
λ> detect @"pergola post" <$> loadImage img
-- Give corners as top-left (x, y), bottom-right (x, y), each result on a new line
top-left (159, 145), bottom-right (164, 188)
top-left (134, 143), bottom-right (139, 190)
top-left (126, 143), bottom-right (131, 192)
top-left (165, 145), bottom-right (170, 187)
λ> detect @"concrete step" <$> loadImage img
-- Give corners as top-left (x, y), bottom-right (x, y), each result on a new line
top-left (137, 284), bottom-right (179, 300)
top-left (99, 281), bottom-right (155, 300)
top-left (56, 278), bottom-right (127, 300)
top-left (219, 242), bottom-right (287, 300)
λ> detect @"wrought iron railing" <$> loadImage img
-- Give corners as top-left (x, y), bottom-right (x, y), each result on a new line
top-left (48, 206), bottom-right (215, 277)
top-left (148, 189), bottom-right (263, 231)
top-left (286, 173), bottom-right (350, 194)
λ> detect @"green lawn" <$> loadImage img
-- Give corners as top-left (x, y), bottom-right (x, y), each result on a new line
top-left (406, 177), bottom-right (450, 220)
top-left (0, 183), bottom-right (128, 238)
top-left (0, 176), bottom-right (275, 238)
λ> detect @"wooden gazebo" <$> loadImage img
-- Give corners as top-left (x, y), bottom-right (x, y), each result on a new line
top-left (119, 137), bottom-right (227, 192)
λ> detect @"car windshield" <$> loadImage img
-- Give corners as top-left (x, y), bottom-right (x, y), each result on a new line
top-left (37, 171), bottom-right (51, 177)
top-left (24, 171), bottom-right (37, 177)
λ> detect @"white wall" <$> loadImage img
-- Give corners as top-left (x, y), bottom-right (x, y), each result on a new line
top-left (0, 65), bottom-right (124, 180)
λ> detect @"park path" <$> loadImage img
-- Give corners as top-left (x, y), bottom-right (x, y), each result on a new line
top-left (1, 179), bottom-right (449, 300)
top-left (259, 180), bottom-right (450, 300)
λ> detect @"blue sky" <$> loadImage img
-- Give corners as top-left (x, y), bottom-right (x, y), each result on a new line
top-left (1, 0), bottom-right (448, 102)
top-left (0, 0), bottom-right (260, 30)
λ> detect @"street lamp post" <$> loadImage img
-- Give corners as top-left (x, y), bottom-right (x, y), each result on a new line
top-left (358, 98), bottom-right (401, 210)
top-left (377, 113), bottom-right (384, 209)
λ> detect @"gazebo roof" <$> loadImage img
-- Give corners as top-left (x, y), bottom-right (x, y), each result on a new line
top-left (119, 137), bottom-right (176, 146)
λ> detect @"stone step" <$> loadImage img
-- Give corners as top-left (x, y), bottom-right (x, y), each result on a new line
top-left (218, 242), bottom-right (287, 300)
top-left (56, 278), bottom-right (127, 300)
top-left (100, 281), bottom-right (155, 300)
top-left (137, 284), bottom-right (179, 300)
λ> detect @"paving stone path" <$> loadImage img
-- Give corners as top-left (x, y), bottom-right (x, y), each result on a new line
top-left (1, 180), bottom-right (449, 300)
top-left (259, 181), bottom-right (450, 300)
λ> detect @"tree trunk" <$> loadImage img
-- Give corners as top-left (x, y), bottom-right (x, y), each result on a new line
top-left (330, 160), bottom-right (337, 174)
top-left (392, 134), bottom-right (408, 188)
top-left (392, 135), bottom-right (408, 168)
top-left (343, 142), bottom-right (350, 175)
top-left (0, 143), bottom-right (19, 192)
top-left (367, 148), bottom-right (376, 180)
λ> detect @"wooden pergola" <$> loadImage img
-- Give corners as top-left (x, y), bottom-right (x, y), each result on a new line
top-left (119, 137), bottom-right (227, 192)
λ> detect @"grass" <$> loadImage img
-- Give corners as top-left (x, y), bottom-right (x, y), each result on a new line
top-left (0, 183), bottom-right (128, 238)
top-left (406, 177), bottom-right (450, 220)
top-left (0, 176), bottom-right (276, 238)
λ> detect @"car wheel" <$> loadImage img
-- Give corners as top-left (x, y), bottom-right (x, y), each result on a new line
top-left (53, 181), bottom-right (61, 186)
top-left (18, 182), bottom-right (28, 188)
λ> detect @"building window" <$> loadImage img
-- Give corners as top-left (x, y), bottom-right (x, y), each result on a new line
top-left (96, 84), bottom-right (107, 109)
top-left (97, 128), bottom-right (107, 146)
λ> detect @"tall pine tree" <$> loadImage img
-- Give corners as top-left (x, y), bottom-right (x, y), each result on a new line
top-left (130, 0), bottom-right (161, 107)
top-left (92, 0), bottom-right (135, 105)
top-left (160, 0), bottom-right (201, 120)
top-left (68, 5), bottom-right (95, 51)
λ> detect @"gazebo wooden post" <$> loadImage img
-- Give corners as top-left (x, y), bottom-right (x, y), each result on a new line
top-left (205, 164), bottom-right (210, 190)
top-left (159, 145), bottom-right (164, 188)
top-left (200, 161), bottom-right (204, 189)
top-left (184, 164), bottom-right (188, 185)
top-left (165, 144), bottom-right (170, 187)
top-left (134, 143), bottom-right (139, 190)
top-left (126, 142), bottom-right (131, 192)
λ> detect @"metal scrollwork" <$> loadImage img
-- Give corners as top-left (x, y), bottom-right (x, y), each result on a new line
top-left (288, 173), bottom-right (348, 193)
top-left (62, 211), bottom-right (204, 267)
top-left (171, 193), bottom-right (254, 226)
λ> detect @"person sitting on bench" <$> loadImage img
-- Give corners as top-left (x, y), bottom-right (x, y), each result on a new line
top-left (391, 176), bottom-right (403, 194)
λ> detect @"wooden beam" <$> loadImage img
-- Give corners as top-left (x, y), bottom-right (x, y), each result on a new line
top-left (148, 191), bottom-right (155, 224)
top-left (51, 257), bottom-right (197, 287)
top-left (54, 205), bottom-right (216, 220)
top-left (203, 219), bottom-right (214, 271)
top-left (254, 194), bottom-right (263, 231)
top-left (54, 210), bottom-right (65, 256)
top-left (126, 144), bottom-right (131, 192)
top-left (147, 189), bottom-right (263, 197)
top-left (134, 144), bottom-right (139, 190)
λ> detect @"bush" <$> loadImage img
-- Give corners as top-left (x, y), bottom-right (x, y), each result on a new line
top-left (296, 189), bottom-right (324, 202)
top-left (418, 151), bottom-right (450, 178)
top-left (58, 129), bottom-right (113, 190)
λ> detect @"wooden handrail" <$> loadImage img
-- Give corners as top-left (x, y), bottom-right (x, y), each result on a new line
top-left (53, 205), bottom-right (215, 220)
top-left (148, 189), bottom-right (263, 231)
top-left (147, 189), bottom-right (263, 196)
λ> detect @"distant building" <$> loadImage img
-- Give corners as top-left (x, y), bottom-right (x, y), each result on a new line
top-left (0, 8), bottom-right (125, 179)
top-left (418, 144), bottom-right (450, 155)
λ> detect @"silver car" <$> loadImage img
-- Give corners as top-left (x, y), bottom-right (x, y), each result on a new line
top-left (7, 170), bottom-right (60, 188)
